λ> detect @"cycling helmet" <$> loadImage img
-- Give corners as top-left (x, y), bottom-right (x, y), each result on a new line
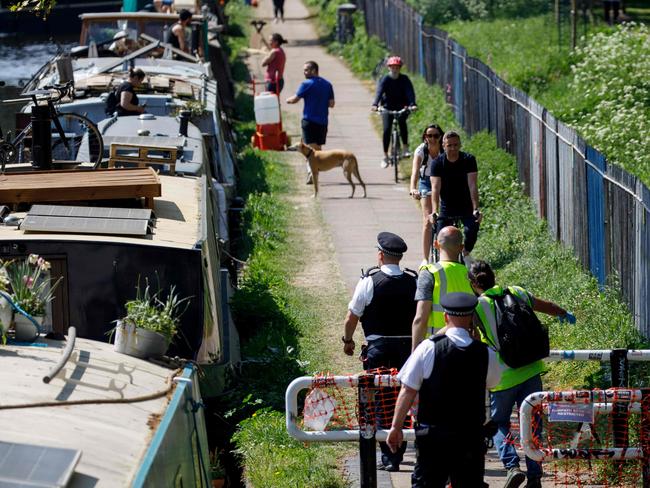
top-left (386, 56), bottom-right (403, 67)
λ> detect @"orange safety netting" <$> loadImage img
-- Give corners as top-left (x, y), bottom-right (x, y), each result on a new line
top-left (519, 389), bottom-right (649, 487)
top-left (301, 369), bottom-right (414, 433)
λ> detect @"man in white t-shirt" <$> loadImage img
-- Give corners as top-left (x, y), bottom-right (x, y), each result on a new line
top-left (387, 292), bottom-right (502, 487)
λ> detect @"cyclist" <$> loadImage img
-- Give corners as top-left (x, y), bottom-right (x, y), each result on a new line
top-left (410, 124), bottom-right (444, 263)
top-left (371, 56), bottom-right (417, 168)
top-left (426, 131), bottom-right (481, 265)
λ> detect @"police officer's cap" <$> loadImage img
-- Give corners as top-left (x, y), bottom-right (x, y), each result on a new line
top-left (376, 232), bottom-right (407, 257)
top-left (440, 292), bottom-right (478, 316)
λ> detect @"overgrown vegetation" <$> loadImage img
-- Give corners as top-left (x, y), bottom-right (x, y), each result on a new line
top-left (442, 18), bottom-right (650, 185)
top-left (557, 23), bottom-right (650, 183)
top-left (303, 0), bottom-right (649, 389)
top-left (406, 0), bottom-right (549, 24)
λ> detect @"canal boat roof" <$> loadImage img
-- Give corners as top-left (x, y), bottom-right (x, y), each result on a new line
top-left (0, 336), bottom-right (188, 487)
top-left (0, 174), bottom-right (202, 250)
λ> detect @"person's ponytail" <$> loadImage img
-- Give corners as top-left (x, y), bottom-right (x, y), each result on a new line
top-left (129, 67), bottom-right (146, 80)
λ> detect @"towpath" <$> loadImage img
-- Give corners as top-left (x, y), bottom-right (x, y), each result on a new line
top-left (245, 1), bottom-right (552, 486)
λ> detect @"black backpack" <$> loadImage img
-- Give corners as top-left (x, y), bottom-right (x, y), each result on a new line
top-left (105, 87), bottom-right (119, 115)
top-left (479, 288), bottom-right (549, 368)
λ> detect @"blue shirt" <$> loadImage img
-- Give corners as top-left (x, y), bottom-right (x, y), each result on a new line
top-left (296, 76), bottom-right (334, 126)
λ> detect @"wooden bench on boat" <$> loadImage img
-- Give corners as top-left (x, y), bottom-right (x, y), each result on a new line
top-left (108, 142), bottom-right (178, 175)
top-left (0, 167), bottom-right (161, 209)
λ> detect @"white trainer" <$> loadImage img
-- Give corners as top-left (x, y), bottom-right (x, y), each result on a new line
top-left (380, 157), bottom-right (389, 169)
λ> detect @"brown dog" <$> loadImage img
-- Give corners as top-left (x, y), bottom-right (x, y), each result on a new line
top-left (294, 142), bottom-right (367, 198)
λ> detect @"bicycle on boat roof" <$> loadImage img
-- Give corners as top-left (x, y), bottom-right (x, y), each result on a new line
top-left (0, 81), bottom-right (104, 172)
top-left (375, 106), bottom-right (414, 184)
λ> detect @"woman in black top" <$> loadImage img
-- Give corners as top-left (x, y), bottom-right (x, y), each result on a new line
top-left (117, 68), bottom-right (146, 117)
top-left (167, 9), bottom-right (192, 54)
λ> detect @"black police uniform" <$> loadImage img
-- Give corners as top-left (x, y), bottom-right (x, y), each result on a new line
top-left (412, 293), bottom-right (489, 488)
top-left (360, 232), bottom-right (417, 470)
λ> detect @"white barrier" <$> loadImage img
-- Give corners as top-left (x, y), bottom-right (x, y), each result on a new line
top-left (285, 374), bottom-right (416, 442)
top-left (520, 389), bottom-right (645, 462)
top-left (548, 349), bottom-right (650, 362)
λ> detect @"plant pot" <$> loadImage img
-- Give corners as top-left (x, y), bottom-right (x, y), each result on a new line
top-left (0, 295), bottom-right (13, 337)
top-left (211, 479), bottom-right (225, 488)
top-left (113, 320), bottom-right (169, 359)
top-left (13, 314), bottom-right (42, 342)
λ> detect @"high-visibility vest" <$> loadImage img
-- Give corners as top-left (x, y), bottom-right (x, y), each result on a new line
top-left (475, 285), bottom-right (546, 392)
top-left (421, 261), bottom-right (473, 335)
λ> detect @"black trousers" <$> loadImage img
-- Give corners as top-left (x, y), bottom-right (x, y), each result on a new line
top-left (435, 215), bottom-right (480, 253)
top-left (273, 0), bottom-right (285, 18)
top-left (364, 337), bottom-right (411, 466)
top-left (412, 427), bottom-right (485, 487)
top-left (382, 111), bottom-right (409, 153)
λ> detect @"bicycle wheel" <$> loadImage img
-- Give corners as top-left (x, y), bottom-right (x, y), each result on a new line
top-left (391, 129), bottom-right (400, 183)
top-left (13, 113), bottom-right (104, 168)
top-left (51, 113), bottom-right (104, 167)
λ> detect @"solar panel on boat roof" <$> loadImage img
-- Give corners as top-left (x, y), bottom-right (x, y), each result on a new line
top-left (0, 441), bottom-right (81, 487)
top-left (21, 215), bottom-right (151, 236)
top-left (29, 204), bottom-right (152, 221)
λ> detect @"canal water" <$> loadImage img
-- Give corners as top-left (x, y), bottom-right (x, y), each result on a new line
top-left (0, 37), bottom-right (75, 136)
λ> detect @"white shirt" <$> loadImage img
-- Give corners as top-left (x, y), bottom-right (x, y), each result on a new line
top-left (397, 327), bottom-right (502, 390)
top-left (348, 264), bottom-right (403, 317)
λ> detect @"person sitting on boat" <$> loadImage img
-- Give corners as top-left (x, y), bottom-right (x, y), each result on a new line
top-left (167, 9), bottom-right (193, 55)
top-left (108, 30), bottom-right (137, 57)
top-left (117, 68), bottom-right (146, 117)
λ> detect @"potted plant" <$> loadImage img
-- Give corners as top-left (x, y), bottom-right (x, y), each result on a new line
top-left (113, 278), bottom-right (190, 359)
top-left (209, 450), bottom-right (226, 488)
top-left (5, 254), bottom-right (61, 342)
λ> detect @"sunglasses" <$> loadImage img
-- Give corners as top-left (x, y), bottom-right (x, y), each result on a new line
top-left (425, 133), bottom-right (441, 139)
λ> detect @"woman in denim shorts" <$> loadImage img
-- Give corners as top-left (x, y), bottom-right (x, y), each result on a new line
top-left (409, 124), bottom-right (444, 263)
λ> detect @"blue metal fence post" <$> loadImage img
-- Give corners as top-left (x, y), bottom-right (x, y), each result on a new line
top-left (586, 146), bottom-right (607, 287)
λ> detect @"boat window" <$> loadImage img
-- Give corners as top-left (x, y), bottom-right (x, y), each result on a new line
top-left (87, 22), bottom-right (123, 46)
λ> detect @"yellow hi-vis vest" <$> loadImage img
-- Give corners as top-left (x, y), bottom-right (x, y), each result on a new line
top-left (421, 261), bottom-right (473, 335)
top-left (475, 285), bottom-right (546, 392)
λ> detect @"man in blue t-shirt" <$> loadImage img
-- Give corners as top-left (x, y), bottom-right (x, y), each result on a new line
top-left (287, 60), bottom-right (335, 183)
top-left (287, 60), bottom-right (335, 149)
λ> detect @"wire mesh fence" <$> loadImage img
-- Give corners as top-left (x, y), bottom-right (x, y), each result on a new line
top-left (356, 0), bottom-right (650, 338)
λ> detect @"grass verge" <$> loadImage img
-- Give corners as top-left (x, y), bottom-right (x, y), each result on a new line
top-left (303, 0), bottom-right (649, 389)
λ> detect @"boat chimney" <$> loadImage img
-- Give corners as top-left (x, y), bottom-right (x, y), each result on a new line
top-left (178, 110), bottom-right (190, 137)
top-left (31, 105), bottom-right (52, 170)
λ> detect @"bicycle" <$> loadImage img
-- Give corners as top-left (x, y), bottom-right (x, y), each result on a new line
top-left (0, 81), bottom-right (104, 171)
top-left (429, 212), bottom-right (481, 264)
top-left (376, 106), bottom-right (413, 183)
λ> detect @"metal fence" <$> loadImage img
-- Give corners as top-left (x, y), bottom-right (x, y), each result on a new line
top-left (356, 0), bottom-right (650, 337)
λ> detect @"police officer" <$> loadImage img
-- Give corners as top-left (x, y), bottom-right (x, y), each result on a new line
top-left (386, 293), bottom-right (502, 487)
top-left (412, 226), bottom-right (474, 349)
top-left (342, 231), bottom-right (417, 472)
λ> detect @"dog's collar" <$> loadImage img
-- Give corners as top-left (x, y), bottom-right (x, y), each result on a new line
top-left (305, 147), bottom-right (315, 159)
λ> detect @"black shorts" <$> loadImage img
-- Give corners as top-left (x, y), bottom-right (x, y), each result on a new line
top-left (301, 119), bottom-right (328, 146)
top-left (265, 78), bottom-right (284, 94)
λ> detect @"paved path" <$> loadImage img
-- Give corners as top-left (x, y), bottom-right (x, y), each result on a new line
top-left (246, 1), bottom-right (554, 487)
